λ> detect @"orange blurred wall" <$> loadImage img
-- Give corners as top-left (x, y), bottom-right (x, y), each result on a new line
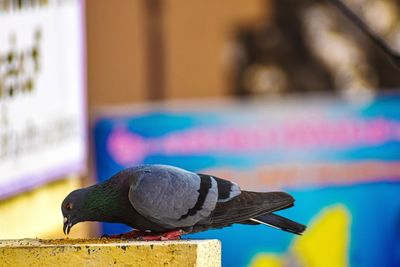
top-left (86, 0), bottom-right (270, 105)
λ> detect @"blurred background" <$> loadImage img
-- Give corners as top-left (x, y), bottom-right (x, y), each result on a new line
top-left (1, 0), bottom-right (400, 266)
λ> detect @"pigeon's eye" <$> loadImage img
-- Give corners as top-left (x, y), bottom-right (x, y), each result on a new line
top-left (66, 203), bottom-right (73, 210)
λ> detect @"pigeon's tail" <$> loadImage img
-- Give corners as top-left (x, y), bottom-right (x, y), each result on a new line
top-left (210, 191), bottom-right (294, 225)
top-left (208, 191), bottom-right (306, 235)
top-left (250, 213), bottom-right (306, 235)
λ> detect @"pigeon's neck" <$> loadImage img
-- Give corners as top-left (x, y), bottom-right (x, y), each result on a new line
top-left (82, 180), bottom-right (129, 222)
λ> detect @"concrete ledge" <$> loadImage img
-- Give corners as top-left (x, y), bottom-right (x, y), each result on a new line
top-left (0, 238), bottom-right (221, 267)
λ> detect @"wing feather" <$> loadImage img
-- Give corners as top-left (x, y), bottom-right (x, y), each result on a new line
top-left (128, 165), bottom-right (218, 229)
top-left (209, 191), bottom-right (294, 225)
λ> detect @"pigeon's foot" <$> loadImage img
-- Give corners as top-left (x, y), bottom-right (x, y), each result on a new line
top-left (102, 229), bottom-right (185, 241)
top-left (102, 229), bottom-right (147, 239)
top-left (139, 230), bottom-right (185, 241)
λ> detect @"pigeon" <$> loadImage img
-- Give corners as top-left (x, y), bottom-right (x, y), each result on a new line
top-left (61, 164), bottom-right (306, 240)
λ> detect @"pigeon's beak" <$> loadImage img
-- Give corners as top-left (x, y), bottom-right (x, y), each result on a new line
top-left (63, 216), bottom-right (72, 235)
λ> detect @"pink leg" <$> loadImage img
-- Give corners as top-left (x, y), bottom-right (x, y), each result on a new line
top-left (103, 229), bottom-right (148, 239)
top-left (140, 230), bottom-right (185, 241)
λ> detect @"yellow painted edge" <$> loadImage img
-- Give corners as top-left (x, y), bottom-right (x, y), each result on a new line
top-left (0, 239), bottom-right (221, 267)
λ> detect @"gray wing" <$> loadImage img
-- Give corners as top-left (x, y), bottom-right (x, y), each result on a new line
top-left (128, 165), bottom-right (240, 229)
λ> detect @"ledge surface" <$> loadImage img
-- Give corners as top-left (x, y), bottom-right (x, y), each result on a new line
top-left (0, 238), bottom-right (221, 267)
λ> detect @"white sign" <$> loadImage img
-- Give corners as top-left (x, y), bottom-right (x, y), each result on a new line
top-left (0, 0), bottom-right (86, 199)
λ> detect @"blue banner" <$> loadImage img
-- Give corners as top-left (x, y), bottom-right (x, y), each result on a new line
top-left (94, 94), bottom-right (400, 267)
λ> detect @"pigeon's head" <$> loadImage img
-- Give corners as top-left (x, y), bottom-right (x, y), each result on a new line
top-left (61, 188), bottom-right (87, 235)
